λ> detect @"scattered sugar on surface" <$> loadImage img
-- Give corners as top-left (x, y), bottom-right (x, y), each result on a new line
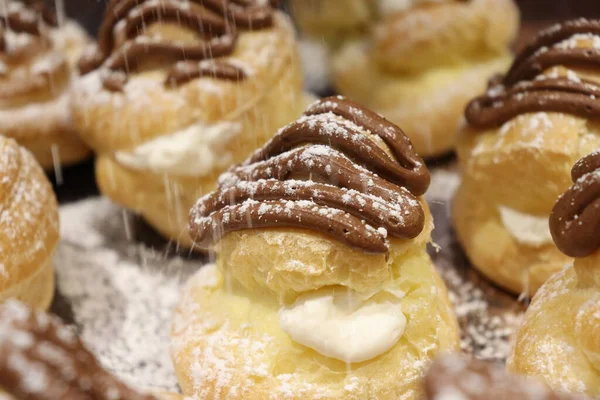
top-left (55, 198), bottom-right (201, 392)
top-left (427, 168), bottom-right (525, 362)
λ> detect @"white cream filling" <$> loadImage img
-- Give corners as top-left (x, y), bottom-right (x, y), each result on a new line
top-left (377, 0), bottom-right (448, 13)
top-left (278, 287), bottom-right (406, 363)
top-left (115, 121), bottom-right (242, 176)
top-left (498, 206), bottom-right (553, 247)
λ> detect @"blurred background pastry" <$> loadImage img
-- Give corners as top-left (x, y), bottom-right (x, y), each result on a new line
top-left (0, 136), bottom-right (58, 310)
top-left (0, 0), bottom-right (90, 170)
top-left (508, 151), bottom-right (600, 397)
top-left (171, 97), bottom-right (459, 399)
top-left (453, 19), bottom-right (600, 296)
top-left (0, 299), bottom-right (161, 399)
top-left (291, 0), bottom-right (519, 158)
top-left (71, 0), bottom-right (311, 250)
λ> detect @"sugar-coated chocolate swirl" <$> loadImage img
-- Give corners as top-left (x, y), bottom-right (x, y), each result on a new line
top-left (0, 300), bottom-right (155, 400)
top-left (189, 96), bottom-right (430, 254)
top-left (466, 18), bottom-right (600, 128)
top-left (79, 0), bottom-right (276, 91)
top-left (550, 151), bottom-right (600, 258)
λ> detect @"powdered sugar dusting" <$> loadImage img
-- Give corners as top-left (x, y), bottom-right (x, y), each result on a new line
top-left (427, 168), bottom-right (525, 362)
top-left (55, 198), bottom-right (200, 392)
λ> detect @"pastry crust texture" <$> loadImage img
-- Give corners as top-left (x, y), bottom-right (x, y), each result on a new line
top-left (171, 98), bottom-right (460, 399)
top-left (509, 149), bottom-right (600, 397)
top-left (73, 8), bottom-right (310, 249)
top-left (171, 213), bottom-right (459, 399)
top-left (0, 2), bottom-right (91, 169)
top-left (294, 0), bottom-right (519, 157)
top-left (508, 258), bottom-right (600, 397)
top-left (453, 27), bottom-right (600, 295)
top-left (0, 136), bottom-right (59, 310)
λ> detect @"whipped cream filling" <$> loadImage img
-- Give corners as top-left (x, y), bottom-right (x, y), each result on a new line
top-left (278, 287), bottom-right (406, 363)
top-left (377, 0), bottom-right (448, 13)
top-left (115, 121), bottom-right (242, 176)
top-left (498, 206), bottom-right (553, 247)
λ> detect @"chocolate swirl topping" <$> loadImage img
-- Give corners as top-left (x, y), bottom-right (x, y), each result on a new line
top-left (0, 300), bottom-right (155, 400)
top-left (189, 96), bottom-right (430, 254)
top-left (550, 151), bottom-right (600, 258)
top-left (79, 0), bottom-right (276, 91)
top-left (466, 19), bottom-right (600, 128)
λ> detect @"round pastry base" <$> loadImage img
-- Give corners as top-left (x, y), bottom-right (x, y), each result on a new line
top-left (0, 257), bottom-right (55, 311)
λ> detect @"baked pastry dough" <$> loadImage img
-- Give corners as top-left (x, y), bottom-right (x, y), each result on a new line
top-left (171, 97), bottom-right (460, 399)
top-left (508, 151), bottom-right (600, 397)
top-left (0, 0), bottom-right (90, 169)
top-left (290, 0), bottom-right (375, 47)
top-left (72, 0), bottom-right (311, 249)
top-left (453, 19), bottom-right (600, 295)
top-left (425, 354), bottom-right (582, 400)
top-left (0, 136), bottom-right (58, 310)
top-left (292, 0), bottom-right (519, 157)
top-left (0, 299), bottom-right (162, 399)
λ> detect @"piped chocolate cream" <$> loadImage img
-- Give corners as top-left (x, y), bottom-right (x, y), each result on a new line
top-left (0, 300), bottom-right (155, 400)
top-left (78, 0), bottom-right (277, 91)
top-left (466, 18), bottom-right (600, 128)
top-left (550, 151), bottom-right (600, 258)
top-left (189, 96), bottom-right (430, 254)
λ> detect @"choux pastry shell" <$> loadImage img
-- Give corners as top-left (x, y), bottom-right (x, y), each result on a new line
top-left (0, 136), bottom-right (58, 310)
top-left (0, 0), bottom-right (90, 169)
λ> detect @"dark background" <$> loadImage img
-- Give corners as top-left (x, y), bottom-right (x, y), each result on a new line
top-left (64, 0), bottom-right (600, 36)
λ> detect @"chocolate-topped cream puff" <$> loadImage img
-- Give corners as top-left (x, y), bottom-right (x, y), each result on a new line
top-left (291, 0), bottom-right (519, 157)
top-left (171, 97), bottom-right (459, 399)
top-left (0, 299), bottom-right (163, 399)
top-left (71, 0), bottom-right (311, 249)
top-left (508, 151), bottom-right (600, 397)
top-left (0, 0), bottom-right (90, 169)
top-left (453, 19), bottom-right (600, 295)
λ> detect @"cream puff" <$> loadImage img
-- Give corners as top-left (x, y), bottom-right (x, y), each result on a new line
top-left (508, 151), bottom-right (600, 397)
top-left (71, 0), bottom-right (311, 249)
top-left (0, 299), bottom-right (161, 399)
top-left (171, 97), bottom-right (460, 399)
top-left (292, 0), bottom-right (519, 157)
top-left (0, 0), bottom-right (90, 169)
top-left (289, 0), bottom-right (375, 48)
top-left (453, 19), bottom-right (600, 295)
top-left (0, 135), bottom-right (58, 310)
top-left (426, 354), bottom-right (583, 400)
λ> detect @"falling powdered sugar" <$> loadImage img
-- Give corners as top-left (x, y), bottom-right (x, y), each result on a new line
top-left (54, 197), bottom-right (201, 392)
